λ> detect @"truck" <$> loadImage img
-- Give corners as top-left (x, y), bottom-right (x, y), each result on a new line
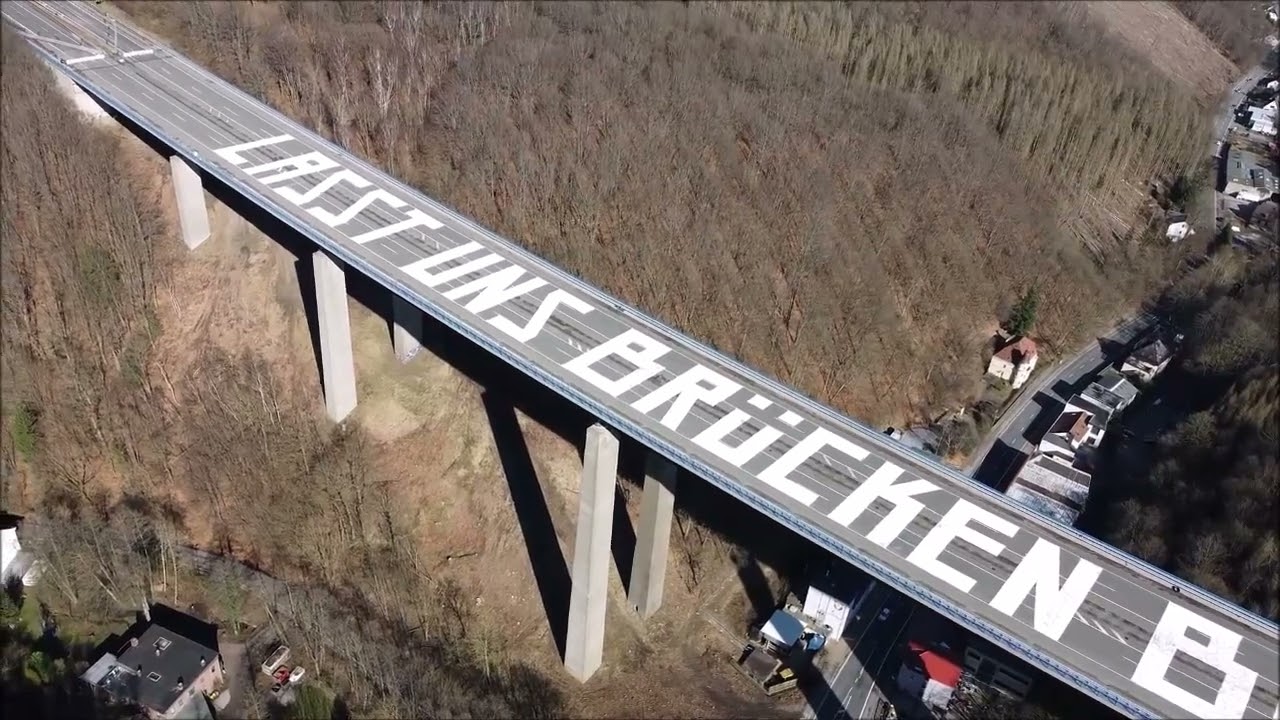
top-left (734, 603), bottom-right (828, 696)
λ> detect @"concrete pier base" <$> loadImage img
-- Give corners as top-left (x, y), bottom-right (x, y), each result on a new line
top-left (391, 295), bottom-right (422, 362)
top-left (313, 250), bottom-right (357, 423)
top-left (564, 424), bottom-right (619, 683)
top-left (628, 453), bottom-right (678, 619)
top-left (169, 155), bottom-right (210, 249)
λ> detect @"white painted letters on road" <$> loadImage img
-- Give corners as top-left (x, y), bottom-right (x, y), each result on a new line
top-left (762, 428), bottom-right (871, 507)
top-left (402, 242), bottom-right (498, 288)
top-left (352, 208), bottom-right (445, 244)
top-left (633, 366), bottom-right (740, 433)
top-left (828, 462), bottom-right (936, 547)
top-left (444, 265), bottom-right (547, 314)
top-left (488, 288), bottom-right (593, 343)
top-left (275, 168), bottom-right (369, 207)
top-left (246, 151), bottom-right (340, 185)
top-left (310, 188), bottom-right (408, 228)
top-left (907, 499), bottom-right (1017, 594)
top-left (1132, 603), bottom-right (1258, 720)
top-left (694, 411), bottom-right (784, 473)
top-left (989, 538), bottom-right (1101, 642)
top-left (215, 134), bottom-right (294, 165)
top-left (563, 329), bottom-right (669, 397)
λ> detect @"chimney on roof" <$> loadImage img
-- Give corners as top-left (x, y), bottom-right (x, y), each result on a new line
top-left (155, 647), bottom-right (161, 656)
top-left (129, 637), bottom-right (139, 648)
top-left (176, 678), bottom-right (184, 691)
top-left (199, 656), bottom-right (206, 667)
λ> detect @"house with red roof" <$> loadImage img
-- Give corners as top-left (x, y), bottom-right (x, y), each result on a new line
top-left (897, 639), bottom-right (963, 713)
top-left (986, 336), bottom-right (1038, 389)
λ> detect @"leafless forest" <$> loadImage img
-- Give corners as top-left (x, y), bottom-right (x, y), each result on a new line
top-left (0, 30), bottom-right (561, 716)
top-left (1174, 0), bottom-right (1274, 67)
top-left (117, 0), bottom-right (1210, 424)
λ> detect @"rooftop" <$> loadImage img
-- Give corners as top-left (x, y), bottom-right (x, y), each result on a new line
top-left (994, 337), bottom-right (1037, 364)
top-left (1048, 411), bottom-right (1089, 443)
top-left (1066, 393), bottom-right (1112, 431)
top-left (1225, 146), bottom-right (1279, 192)
top-left (84, 606), bottom-right (220, 716)
top-left (1129, 338), bottom-right (1172, 367)
top-left (906, 640), bottom-right (963, 689)
top-left (1007, 483), bottom-right (1079, 526)
top-left (1009, 454), bottom-right (1091, 512)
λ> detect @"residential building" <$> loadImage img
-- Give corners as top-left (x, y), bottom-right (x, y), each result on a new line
top-left (1082, 367), bottom-right (1139, 414)
top-left (1166, 220), bottom-right (1193, 242)
top-left (1223, 147), bottom-right (1279, 201)
top-left (1005, 454), bottom-right (1092, 526)
top-left (82, 605), bottom-right (225, 720)
top-left (1251, 98), bottom-right (1277, 138)
top-left (0, 514), bottom-right (38, 587)
top-left (960, 636), bottom-right (1036, 701)
top-left (986, 337), bottom-right (1038, 390)
top-left (1120, 338), bottom-right (1173, 383)
top-left (896, 610), bottom-right (966, 715)
top-left (898, 639), bottom-right (963, 713)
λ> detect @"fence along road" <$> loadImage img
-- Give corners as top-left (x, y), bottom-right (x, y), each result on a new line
top-left (5, 2), bottom-right (1276, 718)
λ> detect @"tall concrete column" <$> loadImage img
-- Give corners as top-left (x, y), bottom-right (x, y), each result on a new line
top-left (169, 155), bottom-right (210, 249)
top-left (628, 453), bottom-right (678, 620)
top-left (313, 249), bottom-right (357, 423)
top-left (564, 423), bottom-right (619, 683)
top-left (391, 295), bottom-right (422, 362)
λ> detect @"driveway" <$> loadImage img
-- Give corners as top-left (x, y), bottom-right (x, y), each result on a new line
top-left (218, 640), bottom-right (253, 719)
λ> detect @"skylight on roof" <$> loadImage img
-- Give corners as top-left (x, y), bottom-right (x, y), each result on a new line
top-left (147, 672), bottom-right (162, 682)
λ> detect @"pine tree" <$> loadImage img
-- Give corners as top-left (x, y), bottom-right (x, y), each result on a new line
top-left (1006, 286), bottom-right (1039, 336)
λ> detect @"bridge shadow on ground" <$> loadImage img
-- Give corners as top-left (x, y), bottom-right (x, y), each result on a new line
top-left (124, 112), bottom-right (843, 677)
top-left (1021, 392), bottom-right (1064, 445)
top-left (972, 440), bottom-right (1029, 492)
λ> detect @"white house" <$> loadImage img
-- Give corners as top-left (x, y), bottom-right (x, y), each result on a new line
top-left (0, 516), bottom-right (38, 587)
top-left (986, 337), bottom-right (1038, 389)
top-left (1250, 99), bottom-right (1277, 138)
top-left (1121, 338), bottom-right (1173, 382)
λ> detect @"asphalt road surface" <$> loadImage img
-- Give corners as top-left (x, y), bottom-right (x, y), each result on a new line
top-left (6, 4), bottom-right (1277, 718)
top-left (967, 315), bottom-right (1155, 489)
top-left (806, 582), bottom-right (915, 720)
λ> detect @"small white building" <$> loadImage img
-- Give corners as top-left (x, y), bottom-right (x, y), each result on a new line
top-left (1249, 99), bottom-right (1277, 137)
top-left (1120, 338), bottom-right (1173, 383)
top-left (1166, 220), bottom-right (1193, 242)
top-left (0, 516), bottom-right (38, 587)
top-left (986, 337), bottom-right (1038, 389)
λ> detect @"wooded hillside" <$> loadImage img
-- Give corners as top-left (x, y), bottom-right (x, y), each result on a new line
top-left (114, 0), bottom-right (1212, 426)
top-left (1174, 0), bottom-right (1272, 67)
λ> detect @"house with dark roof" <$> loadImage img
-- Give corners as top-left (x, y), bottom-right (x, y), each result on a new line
top-left (81, 604), bottom-right (225, 719)
top-left (1120, 338), bottom-right (1173, 383)
top-left (1084, 367), bottom-right (1139, 413)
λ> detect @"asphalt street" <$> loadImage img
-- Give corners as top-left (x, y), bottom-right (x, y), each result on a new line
top-left (6, 4), bottom-right (1278, 719)
top-left (967, 315), bottom-right (1154, 489)
top-left (806, 581), bottom-right (915, 720)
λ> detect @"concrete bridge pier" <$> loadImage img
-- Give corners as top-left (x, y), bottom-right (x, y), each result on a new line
top-left (628, 453), bottom-right (678, 620)
top-left (391, 295), bottom-right (422, 362)
top-left (312, 249), bottom-right (357, 423)
top-left (169, 155), bottom-right (210, 249)
top-left (564, 423), bottom-right (619, 683)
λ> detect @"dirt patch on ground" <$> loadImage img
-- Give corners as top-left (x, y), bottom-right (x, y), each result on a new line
top-left (1084, 1), bottom-right (1238, 99)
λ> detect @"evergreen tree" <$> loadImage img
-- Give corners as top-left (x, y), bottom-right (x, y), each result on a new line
top-left (1006, 286), bottom-right (1039, 336)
